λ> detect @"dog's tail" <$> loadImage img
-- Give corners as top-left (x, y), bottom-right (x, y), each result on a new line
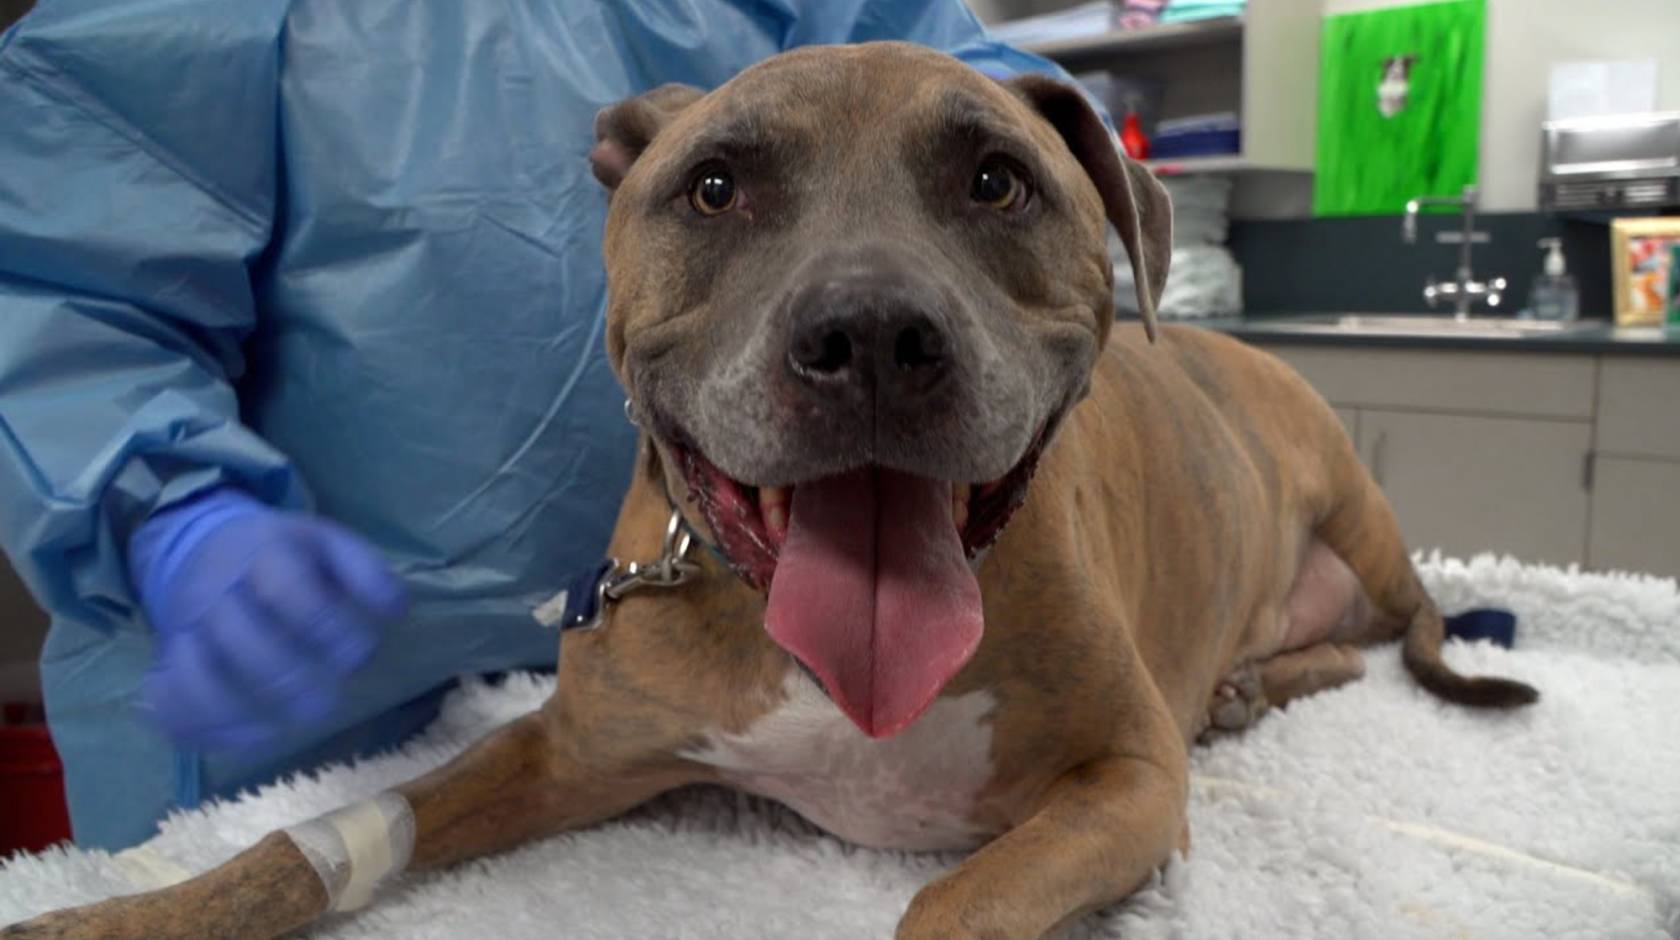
top-left (1304, 381), bottom-right (1538, 709)
top-left (1400, 602), bottom-right (1539, 708)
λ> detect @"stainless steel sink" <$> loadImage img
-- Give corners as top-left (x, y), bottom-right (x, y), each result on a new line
top-left (1262, 314), bottom-right (1598, 339)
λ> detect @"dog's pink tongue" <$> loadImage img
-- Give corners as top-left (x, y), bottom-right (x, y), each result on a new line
top-left (765, 467), bottom-right (983, 739)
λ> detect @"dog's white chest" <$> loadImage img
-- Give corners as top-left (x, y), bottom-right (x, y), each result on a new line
top-left (680, 672), bottom-right (999, 851)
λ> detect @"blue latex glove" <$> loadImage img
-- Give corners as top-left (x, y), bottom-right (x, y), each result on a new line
top-left (126, 488), bottom-right (409, 751)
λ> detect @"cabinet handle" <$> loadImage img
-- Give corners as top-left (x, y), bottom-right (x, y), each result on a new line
top-left (1371, 430), bottom-right (1388, 487)
top-left (1582, 451), bottom-right (1595, 490)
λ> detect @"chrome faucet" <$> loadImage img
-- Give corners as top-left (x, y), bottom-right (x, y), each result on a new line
top-left (1402, 184), bottom-right (1507, 319)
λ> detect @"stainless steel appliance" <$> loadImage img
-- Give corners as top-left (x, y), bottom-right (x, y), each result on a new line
top-left (1539, 111), bottom-right (1680, 213)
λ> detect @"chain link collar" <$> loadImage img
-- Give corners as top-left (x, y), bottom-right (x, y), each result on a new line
top-left (532, 509), bottom-right (702, 632)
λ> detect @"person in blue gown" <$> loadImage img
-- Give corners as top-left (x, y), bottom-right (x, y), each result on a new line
top-left (0, 0), bottom-right (1094, 849)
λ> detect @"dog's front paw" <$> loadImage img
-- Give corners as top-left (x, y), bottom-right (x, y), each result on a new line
top-left (896, 907), bottom-right (989, 940)
top-left (3, 909), bottom-right (101, 940)
top-left (897, 880), bottom-right (1016, 940)
top-left (3, 896), bottom-right (166, 940)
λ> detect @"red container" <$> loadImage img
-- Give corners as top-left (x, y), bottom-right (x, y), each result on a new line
top-left (0, 703), bottom-right (72, 856)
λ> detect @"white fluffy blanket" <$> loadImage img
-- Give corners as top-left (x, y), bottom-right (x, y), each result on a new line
top-left (3, 554), bottom-right (1677, 939)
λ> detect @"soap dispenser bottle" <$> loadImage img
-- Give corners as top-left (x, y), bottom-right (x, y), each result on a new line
top-left (1531, 238), bottom-right (1579, 321)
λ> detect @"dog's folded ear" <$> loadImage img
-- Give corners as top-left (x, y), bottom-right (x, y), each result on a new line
top-left (590, 83), bottom-right (706, 191)
top-left (1004, 75), bottom-right (1172, 343)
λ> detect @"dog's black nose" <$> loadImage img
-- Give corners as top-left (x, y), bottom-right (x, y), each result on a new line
top-left (787, 279), bottom-right (953, 398)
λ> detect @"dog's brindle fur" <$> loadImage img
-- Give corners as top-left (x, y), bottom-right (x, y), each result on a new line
top-left (4, 43), bottom-right (1534, 940)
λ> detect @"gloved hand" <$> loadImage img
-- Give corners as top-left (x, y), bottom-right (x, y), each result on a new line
top-left (126, 487), bottom-right (409, 751)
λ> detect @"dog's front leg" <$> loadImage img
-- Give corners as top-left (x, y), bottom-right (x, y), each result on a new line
top-left (3, 710), bottom-right (690, 940)
top-left (895, 748), bottom-right (1186, 940)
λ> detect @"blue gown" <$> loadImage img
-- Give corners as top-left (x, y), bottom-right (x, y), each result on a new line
top-left (0, 0), bottom-right (1087, 849)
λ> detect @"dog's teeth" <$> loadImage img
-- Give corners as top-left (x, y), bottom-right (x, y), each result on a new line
top-left (952, 484), bottom-right (971, 531)
top-left (760, 486), bottom-right (790, 540)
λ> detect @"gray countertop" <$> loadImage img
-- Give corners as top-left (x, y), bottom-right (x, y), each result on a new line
top-left (1185, 316), bottom-right (1680, 357)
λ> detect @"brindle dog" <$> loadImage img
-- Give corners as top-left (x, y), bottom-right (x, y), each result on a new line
top-left (3, 42), bottom-right (1533, 940)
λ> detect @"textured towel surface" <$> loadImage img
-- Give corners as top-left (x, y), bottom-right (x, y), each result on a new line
top-left (3, 554), bottom-right (1678, 938)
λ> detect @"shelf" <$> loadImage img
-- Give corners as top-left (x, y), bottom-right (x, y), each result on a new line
top-left (1020, 17), bottom-right (1244, 64)
top-left (1012, 1), bottom-right (1321, 176)
top-left (1144, 155), bottom-right (1244, 175)
top-left (1141, 155), bottom-right (1310, 176)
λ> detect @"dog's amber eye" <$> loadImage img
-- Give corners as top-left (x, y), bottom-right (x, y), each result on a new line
top-left (971, 159), bottom-right (1024, 211)
top-left (690, 168), bottom-right (738, 216)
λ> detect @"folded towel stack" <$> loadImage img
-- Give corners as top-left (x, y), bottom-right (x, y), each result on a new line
top-left (987, 0), bottom-right (1244, 46)
top-left (1117, 0), bottom-right (1169, 31)
top-left (1113, 175), bottom-right (1243, 320)
top-left (1161, 0), bottom-right (1246, 24)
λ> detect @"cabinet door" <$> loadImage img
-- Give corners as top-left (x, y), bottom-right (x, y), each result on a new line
top-left (1588, 457), bottom-right (1680, 579)
top-left (1357, 410), bottom-right (1592, 566)
top-left (1597, 357), bottom-right (1680, 460)
top-left (1262, 345), bottom-right (1595, 419)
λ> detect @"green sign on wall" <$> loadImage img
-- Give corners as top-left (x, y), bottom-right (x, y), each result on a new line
top-left (1314, 0), bottom-right (1485, 217)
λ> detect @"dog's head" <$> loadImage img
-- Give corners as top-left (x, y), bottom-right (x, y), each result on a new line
top-left (591, 42), bottom-right (1170, 736)
top-left (1378, 54), bottom-right (1418, 118)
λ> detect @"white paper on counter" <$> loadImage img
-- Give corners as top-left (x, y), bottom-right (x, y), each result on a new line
top-left (1548, 59), bottom-right (1658, 121)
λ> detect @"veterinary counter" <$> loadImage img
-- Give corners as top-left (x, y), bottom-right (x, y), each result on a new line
top-left (1193, 318), bottom-right (1680, 579)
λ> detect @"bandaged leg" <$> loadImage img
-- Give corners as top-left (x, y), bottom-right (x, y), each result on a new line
top-left (284, 791), bottom-right (416, 912)
top-left (0, 705), bottom-right (696, 940)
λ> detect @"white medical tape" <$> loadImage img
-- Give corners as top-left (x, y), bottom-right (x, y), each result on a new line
top-left (113, 844), bottom-right (194, 890)
top-left (283, 791), bottom-right (416, 912)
